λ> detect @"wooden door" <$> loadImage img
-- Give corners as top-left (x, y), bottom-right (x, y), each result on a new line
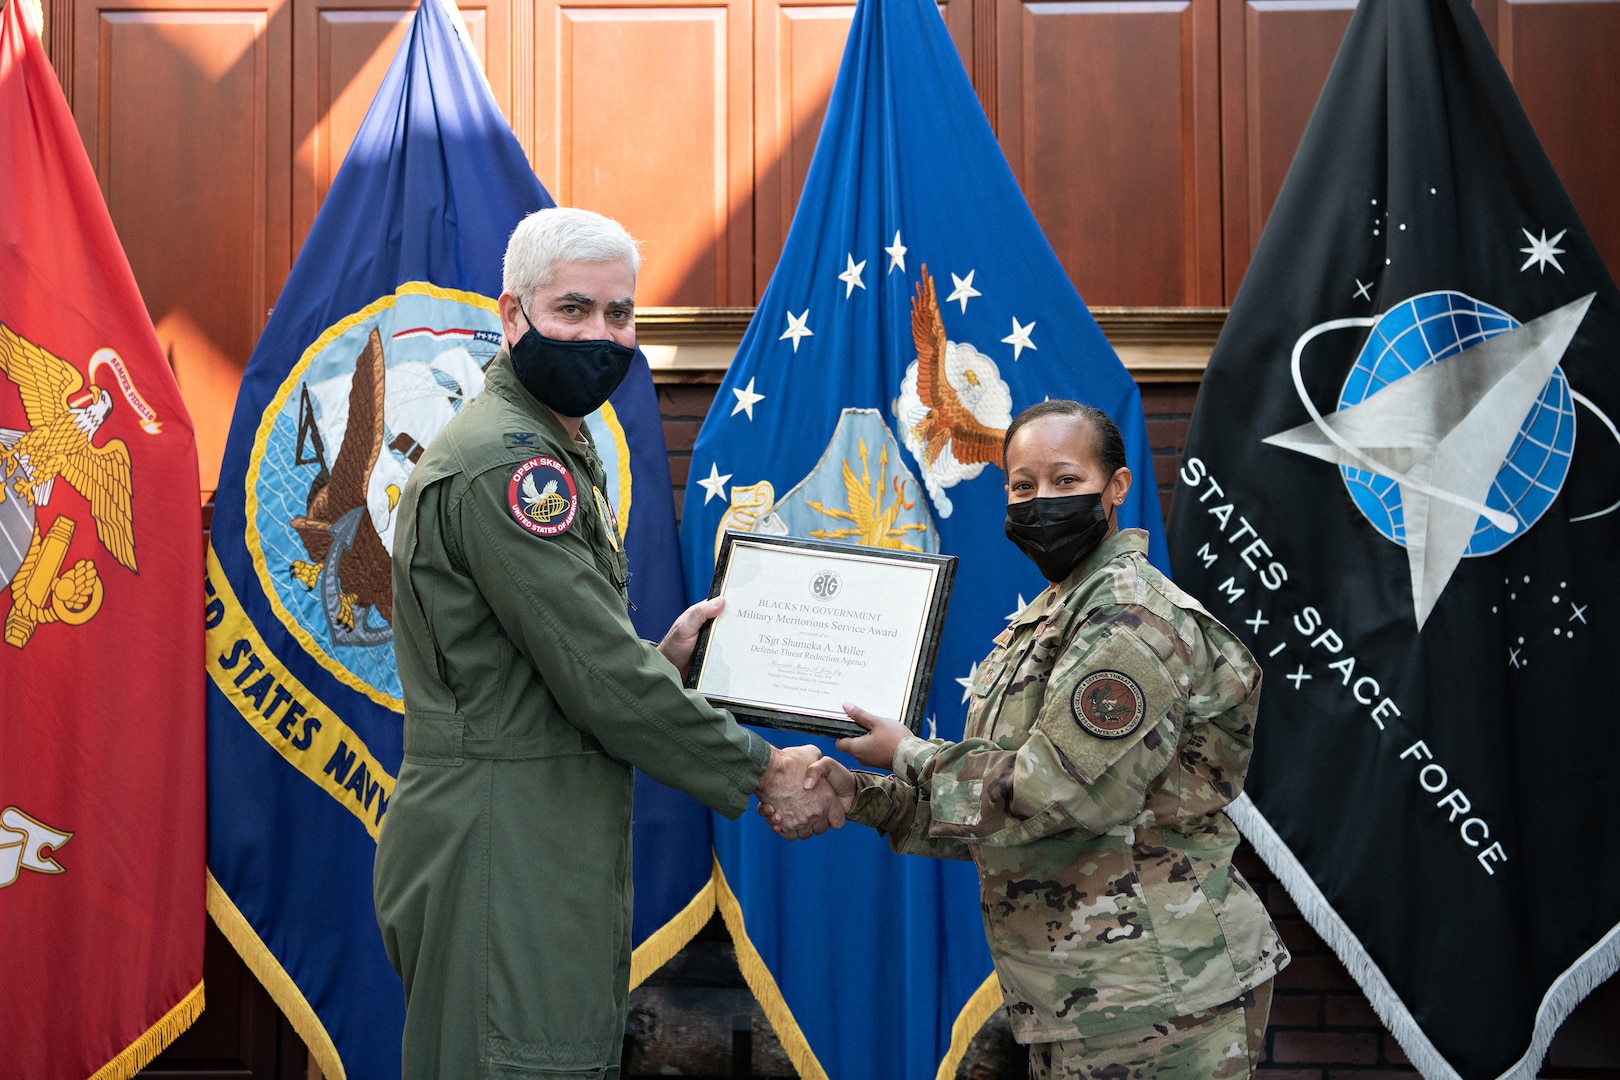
top-left (68, 0), bottom-right (292, 499)
top-left (525, 0), bottom-right (755, 307)
top-left (291, 0), bottom-right (511, 253)
top-left (752, 0), bottom-right (972, 296)
top-left (1476, 0), bottom-right (1620, 278)
top-left (1218, 0), bottom-right (1354, 301)
top-left (993, 0), bottom-right (1222, 307)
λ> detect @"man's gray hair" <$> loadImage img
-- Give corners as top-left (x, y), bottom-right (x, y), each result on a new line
top-left (502, 208), bottom-right (641, 307)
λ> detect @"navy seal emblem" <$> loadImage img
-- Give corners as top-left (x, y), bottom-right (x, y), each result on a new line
top-left (1071, 670), bottom-right (1145, 739)
top-left (509, 456), bottom-right (577, 537)
top-left (246, 281), bottom-right (500, 709)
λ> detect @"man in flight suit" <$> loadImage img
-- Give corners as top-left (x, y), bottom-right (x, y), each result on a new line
top-left (374, 207), bottom-right (838, 1079)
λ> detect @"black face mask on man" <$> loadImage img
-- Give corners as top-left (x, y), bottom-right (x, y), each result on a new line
top-left (1003, 485), bottom-right (1114, 583)
top-left (509, 301), bottom-right (635, 418)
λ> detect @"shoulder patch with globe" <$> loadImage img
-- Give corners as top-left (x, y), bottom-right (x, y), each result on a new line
top-left (245, 282), bottom-right (502, 708)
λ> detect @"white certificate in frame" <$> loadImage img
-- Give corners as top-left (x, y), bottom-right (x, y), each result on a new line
top-left (686, 533), bottom-right (956, 738)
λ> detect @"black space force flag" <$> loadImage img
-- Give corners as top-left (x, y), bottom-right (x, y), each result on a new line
top-left (1169, 1), bottom-right (1620, 1075)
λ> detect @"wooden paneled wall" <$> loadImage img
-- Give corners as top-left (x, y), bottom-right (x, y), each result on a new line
top-left (28, 0), bottom-right (1620, 495)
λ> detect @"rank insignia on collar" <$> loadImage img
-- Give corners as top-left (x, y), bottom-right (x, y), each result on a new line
top-left (503, 432), bottom-right (538, 448)
top-left (508, 455), bottom-right (577, 537)
top-left (1071, 670), bottom-right (1145, 739)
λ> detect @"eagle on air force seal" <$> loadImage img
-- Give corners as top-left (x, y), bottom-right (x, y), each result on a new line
top-left (893, 266), bottom-right (1013, 517)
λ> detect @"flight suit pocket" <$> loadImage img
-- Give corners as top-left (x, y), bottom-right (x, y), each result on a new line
top-left (402, 711), bottom-right (463, 765)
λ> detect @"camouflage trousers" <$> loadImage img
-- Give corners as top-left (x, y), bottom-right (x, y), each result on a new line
top-left (1026, 981), bottom-right (1273, 1080)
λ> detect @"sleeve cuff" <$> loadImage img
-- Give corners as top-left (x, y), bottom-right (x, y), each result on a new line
top-left (848, 770), bottom-right (897, 829)
top-left (893, 735), bottom-right (942, 785)
top-left (741, 728), bottom-right (773, 780)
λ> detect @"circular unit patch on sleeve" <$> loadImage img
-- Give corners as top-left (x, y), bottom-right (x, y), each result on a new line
top-left (508, 455), bottom-right (578, 537)
top-left (1071, 670), bottom-right (1146, 739)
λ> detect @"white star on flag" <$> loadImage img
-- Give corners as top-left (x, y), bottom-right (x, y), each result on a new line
top-left (780, 309), bottom-right (814, 351)
top-left (838, 253), bottom-right (867, 298)
top-left (886, 230), bottom-right (907, 273)
top-left (955, 660), bottom-right (978, 704)
top-left (946, 270), bottom-right (980, 313)
top-left (1004, 595), bottom-right (1029, 623)
top-left (697, 462), bottom-right (732, 504)
top-left (1518, 227), bottom-right (1567, 274)
top-left (730, 376), bottom-right (765, 419)
top-left (1001, 317), bottom-right (1036, 360)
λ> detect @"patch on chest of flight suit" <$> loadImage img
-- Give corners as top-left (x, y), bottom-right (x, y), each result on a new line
top-left (593, 485), bottom-right (621, 551)
top-left (507, 455), bottom-right (578, 536)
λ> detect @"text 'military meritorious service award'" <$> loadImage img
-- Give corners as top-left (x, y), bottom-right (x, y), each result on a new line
top-left (688, 533), bottom-right (955, 738)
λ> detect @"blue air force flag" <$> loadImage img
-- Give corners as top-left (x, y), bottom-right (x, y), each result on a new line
top-left (678, 0), bottom-right (1165, 1073)
top-left (1168, 1), bottom-right (1620, 1076)
top-left (203, 0), bottom-right (700, 1074)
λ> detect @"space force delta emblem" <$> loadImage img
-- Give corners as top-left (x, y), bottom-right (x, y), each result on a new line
top-left (509, 456), bottom-right (577, 537)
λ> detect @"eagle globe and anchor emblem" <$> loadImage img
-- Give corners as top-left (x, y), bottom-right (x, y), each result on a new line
top-left (0, 325), bottom-right (147, 650)
top-left (1265, 289), bottom-right (1618, 629)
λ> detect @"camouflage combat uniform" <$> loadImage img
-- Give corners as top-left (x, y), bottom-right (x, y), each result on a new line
top-left (375, 352), bottom-right (772, 1080)
top-left (849, 529), bottom-right (1288, 1059)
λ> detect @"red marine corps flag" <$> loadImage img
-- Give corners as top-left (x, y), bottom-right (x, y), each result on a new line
top-left (0, 0), bottom-right (207, 1075)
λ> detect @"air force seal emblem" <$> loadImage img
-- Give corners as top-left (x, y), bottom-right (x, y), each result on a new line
top-left (509, 456), bottom-right (577, 537)
top-left (1071, 670), bottom-right (1145, 739)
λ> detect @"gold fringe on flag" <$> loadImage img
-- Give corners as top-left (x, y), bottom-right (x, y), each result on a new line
top-left (712, 857), bottom-right (829, 1080)
top-left (206, 871), bottom-right (347, 1080)
top-left (629, 872), bottom-right (716, 990)
top-left (87, 980), bottom-right (205, 1080)
top-left (19, 0), bottom-right (44, 39)
top-left (933, 973), bottom-right (1002, 1080)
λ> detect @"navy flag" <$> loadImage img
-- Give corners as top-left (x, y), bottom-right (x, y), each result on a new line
top-left (678, 0), bottom-right (1165, 1073)
top-left (204, 0), bottom-right (703, 1073)
top-left (1168, 1), bottom-right (1620, 1075)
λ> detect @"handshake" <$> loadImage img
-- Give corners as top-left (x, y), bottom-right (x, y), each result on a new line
top-left (752, 703), bottom-right (911, 840)
top-left (660, 599), bottom-right (911, 840)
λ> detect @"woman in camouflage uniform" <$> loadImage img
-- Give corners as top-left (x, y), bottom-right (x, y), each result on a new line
top-left (779, 401), bottom-right (1289, 1078)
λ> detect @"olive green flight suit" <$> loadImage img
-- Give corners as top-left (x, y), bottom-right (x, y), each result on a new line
top-left (375, 353), bottom-right (771, 1079)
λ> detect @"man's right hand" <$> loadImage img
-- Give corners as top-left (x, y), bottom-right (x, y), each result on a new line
top-left (757, 756), bottom-right (855, 840)
top-left (754, 745), bottom-right (844, 839)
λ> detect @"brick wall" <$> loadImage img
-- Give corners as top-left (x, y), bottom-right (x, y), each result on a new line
top-left (651, 377), bottom-right (1620, 1077)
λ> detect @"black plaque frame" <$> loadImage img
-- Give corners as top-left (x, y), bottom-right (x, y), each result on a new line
top-left (685, 533), bottom-right (956, 739)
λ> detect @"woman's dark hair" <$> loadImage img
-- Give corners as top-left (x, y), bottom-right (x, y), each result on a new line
top-left (1002, 400), bottom-right (1126, 475)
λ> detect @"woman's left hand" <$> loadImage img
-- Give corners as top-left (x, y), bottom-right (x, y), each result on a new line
top-left (836, 703), bottom-right (912, 770)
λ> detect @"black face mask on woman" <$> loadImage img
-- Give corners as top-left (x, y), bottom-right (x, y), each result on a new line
top-left (509, 302), bottom-right (635, 418)
top-left (1003, 487), bottom-right (1113, 583)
